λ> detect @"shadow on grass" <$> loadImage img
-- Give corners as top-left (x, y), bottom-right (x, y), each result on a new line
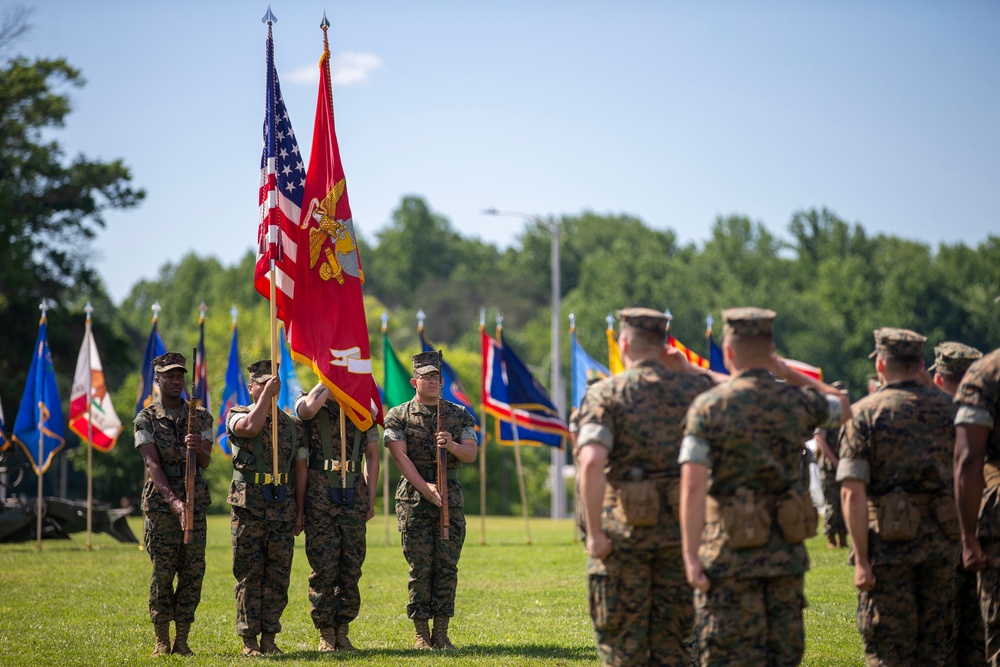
top-left (277, 644), bottom-right (597, 660)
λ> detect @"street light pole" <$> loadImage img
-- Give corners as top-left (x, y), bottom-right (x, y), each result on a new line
top-left (483, 207), bottom-right (565, 520)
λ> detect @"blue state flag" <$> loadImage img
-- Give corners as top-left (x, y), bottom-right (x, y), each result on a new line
top-left (277, 325), bottom-right (303, 416)
top-left (571, 331), bottom-right (610, 409)
top-left (13, 314), bottom-right (65, 474)
top-left (216, 324), bottom-right (251, 456)
top-left (482, 330), bottom-right (568, 448)
top-left (707, 334), bottom-right (729, 375)
top-left (419, 329), bottom-right (479, 431)
top-left (135, 320), bottom-right (167, 415)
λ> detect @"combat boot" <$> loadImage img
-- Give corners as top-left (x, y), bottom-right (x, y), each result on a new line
top-left (317, 627), bottom-right (337, 652)
top-left (241, 635), bottom-right (262, 657)
top-left (152, 621), bottom-right (171, 657)
top-left (172, 622), bottom-right (194, 657)
top-left (432, 615), bottom-right (456, 650)
top-left (413, 618), bottom-right (432, 650)
top-left (260, 632), bottom-right (282, 655)
top-left (336, 624), bottom-right (356, 651)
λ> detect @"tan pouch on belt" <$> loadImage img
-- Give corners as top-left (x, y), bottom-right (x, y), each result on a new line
top-left (721, 488), bottom-right (771, 549)
top-left (610, 481), bottom-right (660, 527)
top-left (874, 492), bottom-right (921, 542)
top-left (776, 489), bottom-right (819, 543)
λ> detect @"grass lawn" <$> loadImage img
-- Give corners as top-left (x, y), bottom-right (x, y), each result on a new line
top-left (0, 515), bottom-right (864, 666)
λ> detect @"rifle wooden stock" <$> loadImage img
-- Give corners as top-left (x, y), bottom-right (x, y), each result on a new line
top-left (437, 388), bottom-right (449, 539)
top-left (183, 346), bottom-right (197, 545)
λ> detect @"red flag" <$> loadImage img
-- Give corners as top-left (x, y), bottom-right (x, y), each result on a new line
top-left (287, 31), bottom-right (382, 430)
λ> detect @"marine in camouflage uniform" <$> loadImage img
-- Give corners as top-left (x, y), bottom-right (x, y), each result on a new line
top-left (135, 352), bottom-right (214, 657)
top-left (295, 383), bottom-right (380, 652)
top-left (679, 308), bottom-right (848, 667)
top-left (226, 360), bottom-right (308, 656)
top-left (814, 382), bottom-right (848, 549)
top-left (384, 350), bottom-right (478, 650)
top-left (571, 369), bottom-right (605, 542)
top-left (954, 347), bottom-right (1000, 666)
top-left (577, 307), bottom-right (716, 667)
top-left (928, 342), bottom-right (985, 667)
top-left (838, 329), bottom-right (960, 666)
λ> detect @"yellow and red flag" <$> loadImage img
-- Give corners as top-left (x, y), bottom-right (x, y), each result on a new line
top-left (69, 312), bottom-right (123, 452)
top-left (668, 335), bottom-right (710, 369)
top-left (287, 21), bottom-right (381, 429)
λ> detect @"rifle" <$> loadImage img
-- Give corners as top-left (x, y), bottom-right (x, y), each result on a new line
top-left (437, 354), bottom-right (449, 540)
top-left (183, 346), bottom-right (197, 545)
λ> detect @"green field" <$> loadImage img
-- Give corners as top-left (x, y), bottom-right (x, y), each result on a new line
top-left (0, 516), bottom-right (864, 666)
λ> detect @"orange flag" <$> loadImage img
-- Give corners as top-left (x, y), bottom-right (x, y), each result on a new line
top-left (287, 21), bottom-right (382, 429)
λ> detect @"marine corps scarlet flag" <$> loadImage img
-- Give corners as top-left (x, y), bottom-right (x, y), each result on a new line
top-left (288, 18), bottom-right (381, 430)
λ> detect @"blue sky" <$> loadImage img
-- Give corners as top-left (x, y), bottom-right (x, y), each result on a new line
top-left (16, 1), bottom-right (1000, 303)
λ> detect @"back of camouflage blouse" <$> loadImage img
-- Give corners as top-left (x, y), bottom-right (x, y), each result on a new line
top-left (577, 360), bottom-right (715, 546)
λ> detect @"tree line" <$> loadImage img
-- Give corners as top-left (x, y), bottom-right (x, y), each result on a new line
top-left (3, 42), bottom-right (999, 515)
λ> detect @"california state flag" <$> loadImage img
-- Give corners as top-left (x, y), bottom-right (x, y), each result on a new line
top-left (69, 321), bottom-right (123, 452)
top-left (287, 26), bottom-right (382, 430)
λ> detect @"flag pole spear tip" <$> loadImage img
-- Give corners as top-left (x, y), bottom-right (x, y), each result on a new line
top-left (151, 300), bottom-right (161, 323)
top-left (664, 309), bottom-right (673, 330)
top-left (416, 309), bottom-right (425, 330)
top-left (84, 301), bottom-right (94, 320)
top-left (380, 311), bottom-right (388, 332)
top-left (320, 11), bottom-right (330, 30)
top-left (568, 312), bottom-right (575, 331)
top-left (479, 307), bottom-right (486, 328)
top-left (606, 313), bottom-right (614, 330)
top-left (261, 6), bottom-right (277, 24)
top-left (230, 305), bottom-right (239, 325)
top-left (705, 313), bottom-right (714, 334)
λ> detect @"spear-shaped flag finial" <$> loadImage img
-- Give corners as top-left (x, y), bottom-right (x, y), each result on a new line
top-left (261, 6), bottom-right (277, 25)
top-left (706, 313), bottom-right (714, 334)
top-left (479, 307), bottom-right (486, 329)
top-left (606, 313), bottom-right (615, 330)
top-left (380, 311), bottom-right (388, 333)
top-left (151, 301), bottom-right (161, 323)
top-left (320, 11), bottom-right (330, 30)
top-left (39, 299), bottom-right (49, 320)
top-left (569, 312), bottom-right (576, 332)
top-left (416, 309), bottom-right (426, 331)
top-left (84, 301), bottom-right (94, 321)
top-left (664, 309), bottom-right (673, 330)
top-left (230, 304), bottom-right (239, 326)
top-left (199, 301), bottom-right (208, 323)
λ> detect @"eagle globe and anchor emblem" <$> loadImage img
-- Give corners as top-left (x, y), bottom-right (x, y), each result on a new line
top-left (302, 178), bottom-right (363, 285)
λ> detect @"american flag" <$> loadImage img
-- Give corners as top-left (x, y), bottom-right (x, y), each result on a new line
top-left (255, 19), bottom-right (305, 323)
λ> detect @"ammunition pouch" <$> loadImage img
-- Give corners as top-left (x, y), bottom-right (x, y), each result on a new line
top-left (707, 488), bottom-right (774, 549)
top-left (868, 491), bottom-right (929, 542)
top-left (775, 488), bottom-right (818, 543)
top-left (606, 481), bottom-right (660, 527)
top-left (161, 464), bottom-right (200, 479)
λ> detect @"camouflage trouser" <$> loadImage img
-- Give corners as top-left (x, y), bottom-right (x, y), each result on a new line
top-left (305, 505), bottom-right (367, 629)
top-left (587, 545), bottom-right (696, 667)
top-left (857, 558), bottom-right (956, 666)
top-left (397, 501), bottom-right (466, 619)
top-left (819, 467), bottom-right (845, 539)
top-left (958, 563), bottom-right (987, 667)
top-left (979, 539), bottom-right (1000, 666)
top-left (231, 507), bottom-right (294, 636)
top-left (695, 573), bottom-right (806, 667)
top-left (143, 510), bottom-right (207, 624)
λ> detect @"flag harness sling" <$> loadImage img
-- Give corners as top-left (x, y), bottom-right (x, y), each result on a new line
top-left (232, 412), bottom-right (298, 503)
top-left (313, 406), bottom-right (363, 505)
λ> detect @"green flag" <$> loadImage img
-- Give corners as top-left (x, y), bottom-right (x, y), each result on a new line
top-left (383, 332), bottom-right (415, 409)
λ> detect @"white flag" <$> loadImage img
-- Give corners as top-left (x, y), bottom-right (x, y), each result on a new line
top-left (69, 322), bottom-right (123, 452)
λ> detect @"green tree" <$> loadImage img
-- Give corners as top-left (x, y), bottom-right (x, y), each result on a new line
top-left (0, 51), bottom-right (144, 405)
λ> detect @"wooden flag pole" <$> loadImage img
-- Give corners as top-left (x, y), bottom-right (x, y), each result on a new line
top-left (84, 303), bottom-right (94, 550)
top-left (36, 301), bottom-right (48, 552)
top-left (383, 444), bottom-right (390, 546)
top-left (269, 261), bottom-right (280, 485)
top-left (497, 317), bottom-right (530, 545)
top-left (479, 312), bottom-right (487, 545)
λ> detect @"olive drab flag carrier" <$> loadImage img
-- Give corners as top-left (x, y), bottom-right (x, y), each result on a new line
top-left (313, 406), bottom-right (362, 506)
